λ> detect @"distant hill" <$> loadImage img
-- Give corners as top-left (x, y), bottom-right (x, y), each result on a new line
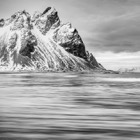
top-left (118, 67), bottom-right (140, 73)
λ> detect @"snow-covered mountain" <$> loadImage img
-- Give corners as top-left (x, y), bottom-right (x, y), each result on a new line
top-left (0, 7), bottom-right (105, 72)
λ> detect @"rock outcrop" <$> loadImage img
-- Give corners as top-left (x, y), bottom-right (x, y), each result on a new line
top-left (0, 7), bottom-right (105, 72)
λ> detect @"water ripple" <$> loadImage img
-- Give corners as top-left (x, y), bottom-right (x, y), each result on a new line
top-left (0, 73), bottom-right (140, 140)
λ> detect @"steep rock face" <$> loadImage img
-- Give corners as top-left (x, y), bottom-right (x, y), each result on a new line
top-left (53, 23), bottom-right (87, 59)
top-left (53, 23), bottom-right (100, 68)
top-left (0, 7), bottom-right (104, 71)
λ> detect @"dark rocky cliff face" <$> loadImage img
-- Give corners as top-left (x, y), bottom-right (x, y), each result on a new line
top-left (0, 7), bottom-right (104, 71)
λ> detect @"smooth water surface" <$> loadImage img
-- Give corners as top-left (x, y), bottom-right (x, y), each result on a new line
top-left (0, 72), bottom-right (140, 140)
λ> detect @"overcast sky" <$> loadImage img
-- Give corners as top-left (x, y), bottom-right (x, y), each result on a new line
top-left (0, 0), bottom-right (140, 70)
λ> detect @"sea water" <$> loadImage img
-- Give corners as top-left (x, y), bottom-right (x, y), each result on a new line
top-left (0, 72), bottom-right (140, 140)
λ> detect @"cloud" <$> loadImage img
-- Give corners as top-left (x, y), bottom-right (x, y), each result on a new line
top-left (94, 51), bottom-right (140, 70)
top-left (84, 9), bottom-right (140, 53)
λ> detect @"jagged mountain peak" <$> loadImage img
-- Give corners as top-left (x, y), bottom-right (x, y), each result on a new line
top-left (33, 7), bottom-right (60, 35)
top-left (0, 7), bottom-right (104, 72)
top-left (0, 10), bottom-right (31, 29)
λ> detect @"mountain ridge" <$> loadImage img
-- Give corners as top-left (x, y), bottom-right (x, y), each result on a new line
top-left (0, 7), bottom-right (106, 72)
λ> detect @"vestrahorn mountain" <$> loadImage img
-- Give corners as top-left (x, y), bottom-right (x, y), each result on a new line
top-left (0, 7), bottom-right (106, 72)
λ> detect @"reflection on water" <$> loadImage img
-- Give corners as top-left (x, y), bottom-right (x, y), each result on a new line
top-left (0, 72), bottom-right (140, 140)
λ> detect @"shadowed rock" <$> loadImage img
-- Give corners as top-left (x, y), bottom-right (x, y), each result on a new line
top-left (0, 19), bottom-right (4, 27)
top-left (42, 7), bottom-right (52, 15)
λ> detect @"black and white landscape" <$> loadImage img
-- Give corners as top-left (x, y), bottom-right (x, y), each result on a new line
top-left (0, 1), bottom-right (140, 140)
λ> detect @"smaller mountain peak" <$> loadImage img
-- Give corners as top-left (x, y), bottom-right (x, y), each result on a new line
top-left (33, 7), bottom-right (60, 34)
top-left (11, 10), bottom-right (30, 19)
top-left (9, 10), bottom-right (32, 30)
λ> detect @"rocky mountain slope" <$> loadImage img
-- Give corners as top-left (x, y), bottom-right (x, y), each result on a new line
top-left (0, 7), bottom-right (105, 72)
